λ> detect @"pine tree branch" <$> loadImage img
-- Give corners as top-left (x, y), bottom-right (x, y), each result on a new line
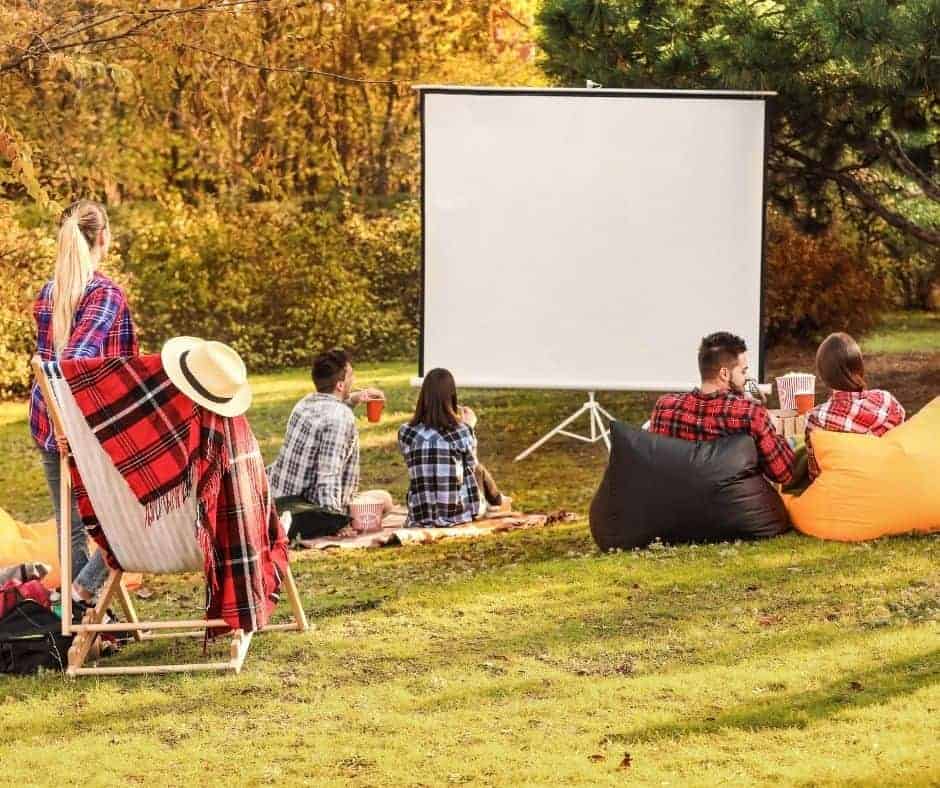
top-left (879, 131), bottom-right (940, 202)
top-left (774, 143), bottom-right (940, 246)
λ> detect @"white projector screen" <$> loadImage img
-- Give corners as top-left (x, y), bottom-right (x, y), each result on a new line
top-left (418, 87), bottom-right (772, 391)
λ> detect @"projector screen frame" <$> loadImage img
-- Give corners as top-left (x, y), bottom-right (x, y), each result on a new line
top-left (415, 85), bottom-right (776, 390)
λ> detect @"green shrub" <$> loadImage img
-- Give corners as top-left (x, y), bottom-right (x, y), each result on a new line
top-left (0, 204), bottom-right (53, 398)
top-left (117, 199), bottom-right (419, 370)
top-left (0, 199), bottom-right (420, 398)
top-left (764, 213), bottom-right (886, 346)
top-left (880, 247), bottom-right (940, 311)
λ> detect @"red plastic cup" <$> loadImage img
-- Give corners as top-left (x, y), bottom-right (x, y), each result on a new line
top-left (366, 398), bottom-right (385, 423)
top-left (794, 393), bottom-right (815, 415)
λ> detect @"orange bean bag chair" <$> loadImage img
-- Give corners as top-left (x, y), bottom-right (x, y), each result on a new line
top-left (0, 510), bottom-right (61, 589)
top-left (0, 508), bottom-right (142, 591)
top-left (785, 397), bottom-right (940, 541)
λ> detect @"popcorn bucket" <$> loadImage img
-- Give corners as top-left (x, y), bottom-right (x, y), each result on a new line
top-left (349, 498), bottom-right (385, 533)
top-left (774, 372), bottom-right (815, 411)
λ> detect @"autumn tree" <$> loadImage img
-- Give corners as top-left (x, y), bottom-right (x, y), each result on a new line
top-left (1, 0), bottom-right (543, 207)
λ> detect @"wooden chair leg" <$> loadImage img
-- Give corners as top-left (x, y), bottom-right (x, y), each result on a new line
top-left (229, 629), bottom-right (253, 674)
top-left (282, 564), bottom-right (309, 632)
top-left (115, 578), bottom-right (145, 642)
top-left (67, 569), bottom-right (122, 676)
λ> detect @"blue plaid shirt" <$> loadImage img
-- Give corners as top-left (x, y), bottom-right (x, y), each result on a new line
top-left (267, 393), bottom-right (360, 513)
top-left (29, 272), bottom-right (138, 452)
top-left (398, 421), bottom-right (480, 527)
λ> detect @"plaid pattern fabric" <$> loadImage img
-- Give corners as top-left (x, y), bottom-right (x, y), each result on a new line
top-left (198, 414), bottom-right (289, 633)
top-left (806, 389), bottom-right (905, 478)
top-left (53, 354), bottom-right (287, 634)
top-left (30, 273), bottom-right (138, 452)
top-left (650, 389), bottom-right (796, 484)
top-left (398, 422), bottom-right (480, 527)
top-left (267, 393), bottom-right (359, 513)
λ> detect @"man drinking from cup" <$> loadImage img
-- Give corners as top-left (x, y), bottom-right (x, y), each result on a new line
top-left (268, 349), bottom-right (390, 538)
top-left (649, 331), bottom-right (797, 486)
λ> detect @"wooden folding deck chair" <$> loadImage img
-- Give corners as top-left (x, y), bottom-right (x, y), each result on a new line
top-left (32, 356), bottom-right (308, 677)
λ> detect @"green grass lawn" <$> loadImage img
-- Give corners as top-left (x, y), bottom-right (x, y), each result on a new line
top-left (861, 310), bottom-right (940, 354)
top-left (0, 316), bottom-right (938, 786)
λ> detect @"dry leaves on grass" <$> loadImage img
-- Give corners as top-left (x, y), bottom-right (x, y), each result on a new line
top-left (588, 751), bottom-right (632, 769)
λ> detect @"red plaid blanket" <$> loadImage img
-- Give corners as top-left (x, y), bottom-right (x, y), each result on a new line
top-left (55, 355), bottom-right (288, 634)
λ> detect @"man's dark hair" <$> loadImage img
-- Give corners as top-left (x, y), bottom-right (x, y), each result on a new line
top-left (698, 332), bottom-right (747, 381)
top-left (312, 348), bottom-right (350, 393)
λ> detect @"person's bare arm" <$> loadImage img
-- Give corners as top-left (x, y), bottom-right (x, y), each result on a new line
top-left (347, 387), bottom-right (386, 407)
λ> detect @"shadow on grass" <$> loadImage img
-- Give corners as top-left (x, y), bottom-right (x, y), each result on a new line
top-left (604, 648), bottom-right (940, 744)
top-left (313, 596), bottom-right (389, 618)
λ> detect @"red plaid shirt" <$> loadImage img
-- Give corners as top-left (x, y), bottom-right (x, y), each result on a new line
top-left (30, 272), bottom-right (138, 452)
top-left (805, 390), bottom-right (905, 478)
top-left (650, 389), bottom-right (796, 484)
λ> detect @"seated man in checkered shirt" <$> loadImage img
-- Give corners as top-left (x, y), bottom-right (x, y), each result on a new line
top-left (267, 349), bottom-right (387, 536)
top-left (649, 332), bottom-right (796, 486)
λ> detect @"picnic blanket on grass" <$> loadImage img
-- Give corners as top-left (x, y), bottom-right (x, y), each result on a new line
top-left (51, 355), bottom-right (288, 634)
top-left (297, 508), bottom-right (576, 551)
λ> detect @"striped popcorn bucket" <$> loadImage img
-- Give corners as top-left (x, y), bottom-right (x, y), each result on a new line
top-left (775, 372), bottom-right (815, 411)
top-left (349, 498), bottom-right (385, 533)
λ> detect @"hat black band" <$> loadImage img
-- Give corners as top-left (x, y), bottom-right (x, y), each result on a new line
top-left (179, 350), bottom-right (233, 405)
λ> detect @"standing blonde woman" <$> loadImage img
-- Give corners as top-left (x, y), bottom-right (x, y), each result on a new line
top-left (29, 199), bottom-right (138, 608)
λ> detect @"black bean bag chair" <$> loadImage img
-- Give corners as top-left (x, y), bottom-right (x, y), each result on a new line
top-left (589, 422), bottom-right (790, 550)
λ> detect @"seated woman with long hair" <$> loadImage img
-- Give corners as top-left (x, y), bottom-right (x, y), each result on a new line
top-left (805, 332), bottom-right (905, 480)
top-left (398, 368), bottom-right (507, 527)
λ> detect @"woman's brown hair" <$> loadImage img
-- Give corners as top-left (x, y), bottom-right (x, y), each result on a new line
top-left (816, 332), bottom-right (867, 392)
top-left (410, 368), bottom-right (460, 432)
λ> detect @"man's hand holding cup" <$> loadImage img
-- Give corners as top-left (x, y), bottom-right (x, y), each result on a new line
top-left (350, 387), bottom-right (386, 422)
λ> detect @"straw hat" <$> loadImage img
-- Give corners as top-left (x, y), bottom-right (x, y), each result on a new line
top-left (161, 337), bottom-right (252, 417)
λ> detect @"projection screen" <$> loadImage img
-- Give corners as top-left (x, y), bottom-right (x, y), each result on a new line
top-left (418, 87), bottom-right (773, 391)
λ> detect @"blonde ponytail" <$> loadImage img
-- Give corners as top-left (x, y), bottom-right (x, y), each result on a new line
top-left (51, 199), bottom-right (109, 354)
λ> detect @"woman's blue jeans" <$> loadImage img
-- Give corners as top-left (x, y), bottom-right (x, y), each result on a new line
top-left (38, 449), bottom-right (108, 597)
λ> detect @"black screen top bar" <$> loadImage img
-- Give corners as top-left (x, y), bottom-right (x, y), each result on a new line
top-left (414, 85), bottom-right (776, 100)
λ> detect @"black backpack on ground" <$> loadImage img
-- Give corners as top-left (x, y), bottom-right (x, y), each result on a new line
top-left (0, 598), bottom-right (72, 675)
